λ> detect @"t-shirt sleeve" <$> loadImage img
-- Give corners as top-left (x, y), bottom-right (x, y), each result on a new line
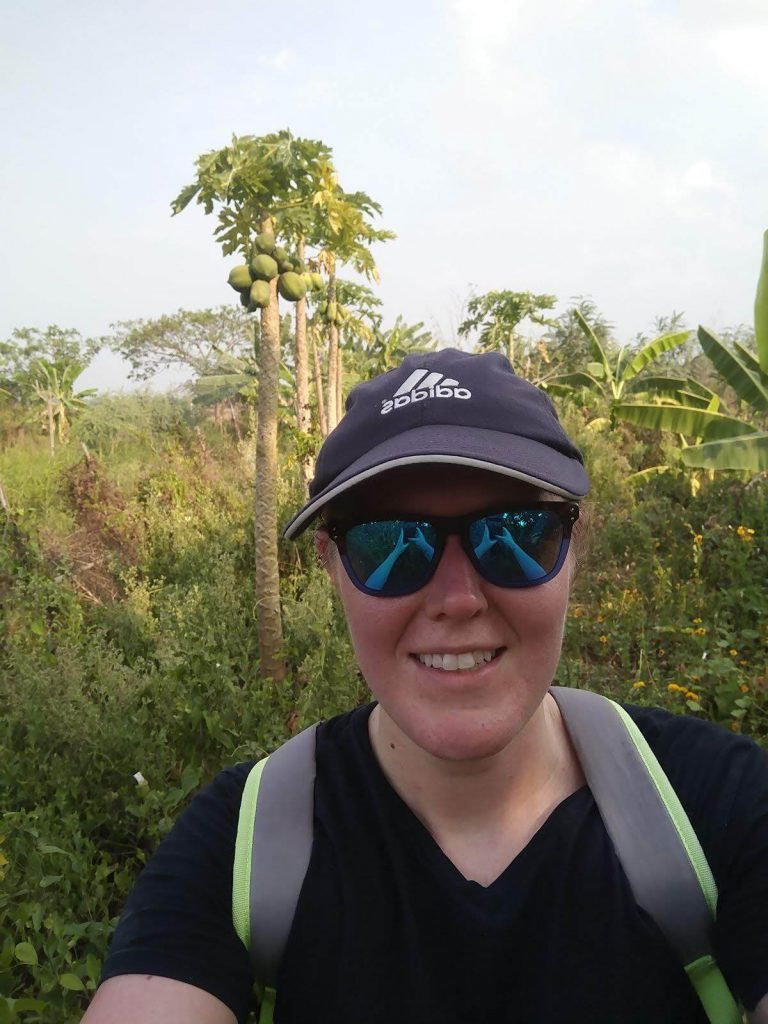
top-left (631, 707), bottom-right (768, 1013)
top-left (100, 762), bottom-right (256, 1024)
top-left (708, 733), bottom-right (768, 1012)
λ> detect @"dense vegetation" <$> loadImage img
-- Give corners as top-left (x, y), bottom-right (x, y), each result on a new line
top-left (1, 377), bottom-right (765, 1022)
top-left (1, 129), bottom-right (766, 1022)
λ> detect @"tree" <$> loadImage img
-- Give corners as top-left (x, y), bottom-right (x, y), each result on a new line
top-left (356, 317), bottom-right (435, 378)
top-left (28, 359), bottom-right (97, 455)
top-left (617, 327), bottom-right (768, 473)
top-left (106, 306), bottom-right (255, 380)
top-left (546, 308), bottom-right (692, 426)
top-left (172, 130), bottom-right (334, 683)
top-left (1, 326), bottom-right (98, 403)
top-left (458, 290), bottom-right (557, 368)
top-left (310, 163), bottom-right (394, 431)
top-left (615, 233), bottom-right (768, 474)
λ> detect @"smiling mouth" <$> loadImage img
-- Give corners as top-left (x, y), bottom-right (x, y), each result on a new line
top-left (415, 649), bottom-right (501, 672)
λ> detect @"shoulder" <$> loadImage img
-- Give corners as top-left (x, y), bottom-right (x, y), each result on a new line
top-left (621, 703), bottom-right (768, 874)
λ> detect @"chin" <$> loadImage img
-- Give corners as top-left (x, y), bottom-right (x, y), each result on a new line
top-left (396, 705), bottom-right (532, 763)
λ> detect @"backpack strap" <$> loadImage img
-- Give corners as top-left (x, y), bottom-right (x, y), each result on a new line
top-left (232, 723), bottom-right (318, 1024)
top-left (550, 686), bottom-right (742, 1024)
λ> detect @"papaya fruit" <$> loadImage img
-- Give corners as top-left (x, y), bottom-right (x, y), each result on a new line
top-left (250, 254), bottom-right (278, 281)
top-left (310, 272), bottom-right (324, 291)
top-left (248, 280), bottom-right (271, 309)
top-left (228, 265), bottom-right (253, 292)
top-left (254, 232), bottom-right (276, 255)
top-left (277, 272), bottom-right (308, 302)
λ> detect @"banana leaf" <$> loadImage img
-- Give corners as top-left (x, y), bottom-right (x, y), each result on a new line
top-left (697, 326), bottom-right (768, 412)
top-left (622, 331), bottom-right (690, 382)
top-left (614, 402), bottom-right (756, 441)
top-left (546, 371), bottom-right (603, 392)
top-left (683, 377), bottom-right (721, 403)
top-left (575, 310), bottom-right (611, 379)
top-left (673, 390), bottom-right (717, 411)
top-left (623, 374), bottom-right (689, 398)
top-left (626, 465), bottom-right (672, 484)
top-left (680, 432), bottom-right (768, 472)
top-left (733, 342), bottom-right (768, 390)
top-left (755, 228), bottom-right (768, 374)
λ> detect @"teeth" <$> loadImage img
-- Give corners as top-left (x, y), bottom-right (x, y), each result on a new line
top-left (418, 650), bottom-right (496, 671)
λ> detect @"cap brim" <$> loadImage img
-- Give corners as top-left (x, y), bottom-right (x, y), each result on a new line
top-left (283, 424), bottom-right (589, 539)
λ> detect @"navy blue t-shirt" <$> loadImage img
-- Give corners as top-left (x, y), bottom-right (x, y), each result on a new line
top-left (102, 702), bottom-right (768, 1023)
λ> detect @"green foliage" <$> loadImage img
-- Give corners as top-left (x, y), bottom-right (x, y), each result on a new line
top-left (755, 228), bottom-right (768, 374)
top-left (105, 306), bottom-right (255, 381)
top-left (2, 345), bottom-right (766, 1019)
top-left (458, 290), bottom-right (557, 370)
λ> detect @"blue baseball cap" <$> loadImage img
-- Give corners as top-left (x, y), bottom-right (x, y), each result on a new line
top-left (283, 348), bottom-right (589, 539)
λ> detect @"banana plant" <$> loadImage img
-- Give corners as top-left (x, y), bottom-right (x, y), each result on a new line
top-left (545, 309), bottom-right (691, 425)
top-left (28, 359), bottom-right (97, 455)
top-left (615, 231), bottom-right (768, 474)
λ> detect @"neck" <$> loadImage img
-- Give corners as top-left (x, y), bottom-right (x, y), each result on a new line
top-left (368, 694), bottom-right (584, 881)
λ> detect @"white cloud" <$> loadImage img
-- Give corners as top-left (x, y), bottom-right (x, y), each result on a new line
top-left (261, 47), bottom-right (295, 72)
top-left (708, 25), bottom-right (768, 90)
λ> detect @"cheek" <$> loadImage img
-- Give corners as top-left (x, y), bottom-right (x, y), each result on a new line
top-left (336, 579), bottom-right (412, 676)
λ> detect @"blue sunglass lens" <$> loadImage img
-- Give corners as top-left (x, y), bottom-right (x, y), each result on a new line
top-left (344, 520), bottom-right (438, 593)
top-left (468, 511), bottom-right (564, 584)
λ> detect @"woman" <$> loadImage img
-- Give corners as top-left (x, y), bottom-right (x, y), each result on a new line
top-left (85, 349), bottom-right (768, 1023)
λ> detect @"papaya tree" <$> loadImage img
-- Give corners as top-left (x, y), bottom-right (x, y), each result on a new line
top-left (310, 163), bottom-right (393, 432)
top-left (458, 290), bottom-right (557, 370)
top-left (171, 130), bottom-right (332, 682)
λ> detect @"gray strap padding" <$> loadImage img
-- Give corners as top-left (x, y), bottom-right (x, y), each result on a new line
top-left (248, 723), bottom-right (318, 988)
top-left (551, 686), bottom-right (713, 966)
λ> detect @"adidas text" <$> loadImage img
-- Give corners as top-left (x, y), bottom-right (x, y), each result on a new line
top-left (380, 369), bottom-right (472, 415)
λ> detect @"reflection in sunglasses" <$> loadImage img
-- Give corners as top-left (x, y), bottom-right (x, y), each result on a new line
top-left (364, 527), bottom-right (435, 591)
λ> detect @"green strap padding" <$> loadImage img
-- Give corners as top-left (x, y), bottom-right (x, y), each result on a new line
top-left (610, 701), bottom-right (742, 1024)
top-left (685, 955), bottom-right (744, 1024)
top-left (232, 756), bottom-right (269, 951)
top-left (257, 985), bottom-right (276, 1024)
top-left (609, 701), bottom-right (719, 918)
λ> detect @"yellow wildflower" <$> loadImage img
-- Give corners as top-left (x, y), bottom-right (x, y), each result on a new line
top-left (739, 684), bottom-right (749, 693)
top-left (632, 681), bottom-right (646, 689)
top-left (599, 635), bottom-right (608, 644)
top-left (596, 614), bottom-right (605, 623)
top-left (739, 660), bottom-right (748, 666)
top-left (685, 691), bottom-right (699, 701)
top-left (729, 649), bottom-right (738, 657)
top-left (736, 525), bottom-right (755, 542)
top-left (692, 617), bottom-right (702, 624)
top-left (667, 683), bottom-right (683, 692)
top-left (692, 533), bottom-right (703, 545)
top-left (695, 627), bottom-right (707, 636)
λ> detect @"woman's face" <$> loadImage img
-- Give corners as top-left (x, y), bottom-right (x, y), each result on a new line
top-left (320, 465), bottom-right (574, 762)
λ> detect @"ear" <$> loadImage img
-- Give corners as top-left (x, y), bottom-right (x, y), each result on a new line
top-left (314, 529), bottom-right (335, 576)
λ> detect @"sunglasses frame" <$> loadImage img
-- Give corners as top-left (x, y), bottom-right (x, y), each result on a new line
top-left (327, 501), bottom-right (580, 597)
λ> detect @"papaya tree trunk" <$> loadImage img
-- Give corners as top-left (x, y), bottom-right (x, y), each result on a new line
top-left (311, 327), bottom-right (328, 438)
top-left (326, 266), bottom-right (338, 432)
top-left (227, 399), bottom-right (242, 443)
top-left (294, 237), bottom-right (313, 486)
top-left (46, 398), bottom-right (55, 457)
top-left (336, 338), bottom-right (343, 424)
top-left (254, 218), bottom-right (286, 682)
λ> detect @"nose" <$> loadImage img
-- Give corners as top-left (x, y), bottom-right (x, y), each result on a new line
top-left (423, 534), bottom-right (488, 620)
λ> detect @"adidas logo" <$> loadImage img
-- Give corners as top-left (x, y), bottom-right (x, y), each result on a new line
top-left (380, 368), bottom-right (472, 415)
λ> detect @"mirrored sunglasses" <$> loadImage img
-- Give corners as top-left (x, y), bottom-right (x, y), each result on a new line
top-left (327, 502), bottom-right (579, 597)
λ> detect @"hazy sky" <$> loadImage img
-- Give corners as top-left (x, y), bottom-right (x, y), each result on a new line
top-left (2, 0), bottom-right (767, 390)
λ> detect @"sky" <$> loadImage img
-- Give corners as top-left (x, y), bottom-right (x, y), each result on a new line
top-left (1, 0), bottom-right (767, 391)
